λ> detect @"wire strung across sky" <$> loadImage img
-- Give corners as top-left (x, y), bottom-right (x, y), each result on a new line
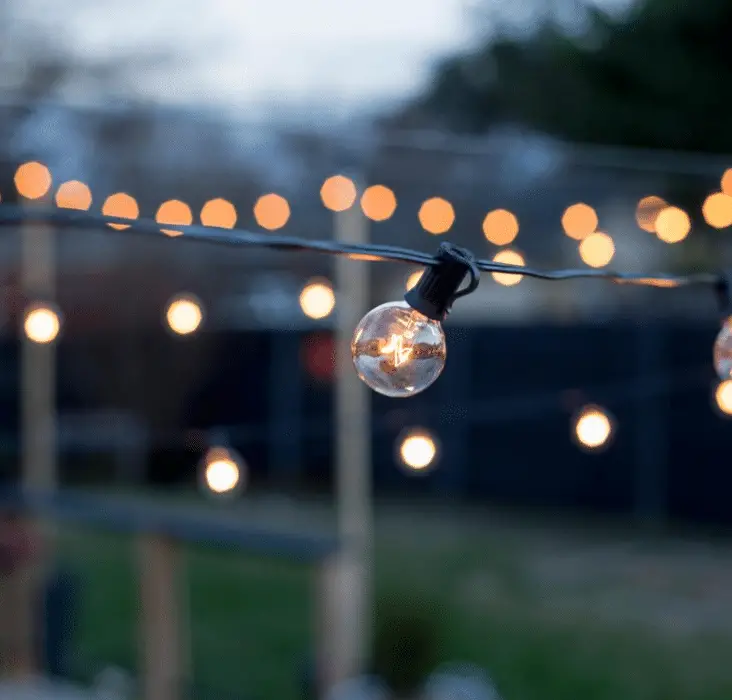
top-left (0, 204), bottom-right (722, 288)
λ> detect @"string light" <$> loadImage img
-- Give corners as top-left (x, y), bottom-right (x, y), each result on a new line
top-left (299, 280), bottom-right (335, 320)
top-left (0, 204), bottom-right (726, 399)
top-left (714, 381), bottom-right (732, 416)
top-left (200, 446), bottom-right (245, 497)
top-left (655, 206), bottom-right (691, 243)
top-left (165, 295), bottom-right (204, 335)
top-left (156, 199), bottom-right (193, 237)
top-left (23, 303), bottom-right (61, 344)
top-left (398, 429), bottom-right (438, 472)
top-left (55, 180), bottom-right (92, 210)
top-left (102, 193), bottom-right (139, 230)
top-left (573, 405), bottom-right (613, 451)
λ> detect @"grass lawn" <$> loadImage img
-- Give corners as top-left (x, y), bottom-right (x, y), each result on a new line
top-left (56, 495), bottom-right (732, 700)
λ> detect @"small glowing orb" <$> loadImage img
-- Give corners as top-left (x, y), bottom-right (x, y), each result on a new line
top-left (24, 305), bottom-right (61, 344)
top-left (299, 282), bottom-right (335, 320)
top-left (399, 430), bottom-right (437, 471)
top-left (574, 406), bottom-right (613, 450)
top-left (166, 296), bottom-right (203, 335)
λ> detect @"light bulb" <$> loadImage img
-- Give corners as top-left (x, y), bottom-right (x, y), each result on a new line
top-left (351, 301), bottom-right (446, 398)
top-left (199, 446), bottom-right (246, 498)
top-left (714, 317), bottom-right (732, 379)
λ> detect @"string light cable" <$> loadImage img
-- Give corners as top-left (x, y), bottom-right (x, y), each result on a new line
top-left (1, 203), bottom-right (730, 398)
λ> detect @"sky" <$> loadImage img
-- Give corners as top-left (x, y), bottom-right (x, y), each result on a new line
top-left (14, 0), bottom-right (631, 120)
top-left (58, 0), bottom-right (473, 113)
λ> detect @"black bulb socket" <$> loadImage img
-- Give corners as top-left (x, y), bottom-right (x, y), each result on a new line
top-left (404, 242), bottom-right (479, 322)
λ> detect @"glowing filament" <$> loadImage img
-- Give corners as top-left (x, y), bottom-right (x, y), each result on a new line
top-left (380, 334), bottom-right (413, 366)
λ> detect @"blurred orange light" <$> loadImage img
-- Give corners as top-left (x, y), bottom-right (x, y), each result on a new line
top-left (655, 206), bottom-right (691, 243)
top-left (418, 197), bottom-right (454, 235)
top-left (715, 380), bottom-right (732, 416)
top-left (482, 209), bottom-right (519, 245)
top-left (635, 196), bottom-right (667, 233)
top-left (321, 176), bottom-right (357, 212)
top-left (102, 192), bottom-right (139, 230)
top-left (254, 193), bottom-right (290, 230)
top-left (579, 232), bottom-right (615, 268)
top-left (360, 185), bottom-right (397, 221)
top-left (721, 169), bottom-right (732, 197)
top-left (491, 249), bottom-right (525, 286)
top-left (299, 280), bottom-right (335, 320)
top-left (200, 198), bottom-right (237, 229)
top-left (14, 161), bottom-right (52, 200)
top-left (405, 270), bottom-right (423, 291)
top-left (166, 295), bottom-right (203, 335)
top-left (702, 192), bottom-right (732, 229)
top-left (55, 180), bottom-right (92, 210)
top-left (156, 199), bottom-right (193, 237)
top-left (561, 203), bottom-right (598, 240)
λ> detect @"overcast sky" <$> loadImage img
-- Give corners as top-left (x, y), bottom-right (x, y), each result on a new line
top-left (15, 0), bottom-right (631, 116)
top-left (56, 0), bottom-right (472, 111)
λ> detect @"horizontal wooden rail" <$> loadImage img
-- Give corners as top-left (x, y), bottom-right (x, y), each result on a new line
top-left (0, 488), bottom-right (343, 700)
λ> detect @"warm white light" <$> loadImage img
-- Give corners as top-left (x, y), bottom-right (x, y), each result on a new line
top-left (166, 296), bottom-right (203, 335)
top-left (574, 407), bottom-right (613, 450)
top-left (205, 457), bottom-right (240, 494)
top-left (715, 380), bottom-right (732, 415)
top-left (299, 281), bottom-right (335, 320)
top-left (399, 430), bottom-right (437, 471)
top-left (24, 305), bottom-right (61, 344)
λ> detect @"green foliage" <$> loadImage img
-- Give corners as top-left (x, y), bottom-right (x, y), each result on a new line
top-left (417, 0), bottom-right (732, 152)
top-left (371, 594), bottom-right (443, 697)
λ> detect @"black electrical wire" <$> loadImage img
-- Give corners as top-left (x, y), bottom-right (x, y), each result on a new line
top-left (0, 204), bottom-right (723, 288)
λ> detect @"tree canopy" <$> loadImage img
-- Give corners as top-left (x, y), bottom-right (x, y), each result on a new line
top-left (411, 0), bottom-right (732, 153)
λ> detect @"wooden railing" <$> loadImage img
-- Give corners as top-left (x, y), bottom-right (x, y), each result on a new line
top-left (0, 489), bottom-right (343, 700)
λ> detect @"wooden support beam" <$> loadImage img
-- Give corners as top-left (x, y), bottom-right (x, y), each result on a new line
top-left (138, 534), bottom-right (188, 700)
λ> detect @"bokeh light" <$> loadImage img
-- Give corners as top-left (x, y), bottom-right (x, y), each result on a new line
top-left (201, 447), bottom-right (245, 496)
top-left (398, 429), bottom-right (437, 472)
top-left (635, 196), bottom-right (667, 233)
top-left (102, 193), bottom-right (139, 230)
top-left (156, 200), bottom-right (193, 237)
top-left (574, 406), bottom-right (613, 451)
top-left (23, 304), bottom-right (61, 344)
top-left (14, 161), bottom-right (52, 200)
top-left (702, 192), bottom-right (732, 229)
top-left (55, 180), bottom-right (92, 210)
top-left (254, 193), bottom-right (291, 230)
top-left (655, 206), bottom-right (691, 243)
top-left (482, 209), bottom-right (519, 245)
top-left (491, 249), bottom-right (525, 286)
top-left (299, 280), bottom-right (335, 320)
top-left (165, 295), bottom-right (203, 335)
top-left (360, 185), bottom-right (397, 221)
top-left (321, 176), bottom-right (357, 212)
top-left (715, 380), bottom-right (732, 416)
top-left (405, 270), bottom-right (423, 291)
top-left (579, 232), bottom-right (615, 268)
top-left (418, 197), bottom-right (455, 234)
top-left (200, 198), bottom-right (237, 229)
top-left (561, 203), bottom-right (598, 240)
top-left (721, 169), bottom-right (732, 197)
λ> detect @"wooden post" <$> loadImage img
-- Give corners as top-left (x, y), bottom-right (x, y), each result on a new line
top-left (138, 534), bottom-right (189, 700)
top-left (330, 182), bottom-right (373, 692)
top-left (3, 193), bottom-right (58, 678)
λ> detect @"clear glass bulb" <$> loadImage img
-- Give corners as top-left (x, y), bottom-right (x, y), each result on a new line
top-left (714, 317), bottom-right (732, 379)
top-left (351, 301), bottom-right (446, 397)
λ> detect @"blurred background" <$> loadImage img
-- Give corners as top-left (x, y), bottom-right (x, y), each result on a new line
top-left (2, 0), bottom-right (732, 699)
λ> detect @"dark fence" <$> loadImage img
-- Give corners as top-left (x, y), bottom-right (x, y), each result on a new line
top-left (0, 322), bottom-right (729, 526)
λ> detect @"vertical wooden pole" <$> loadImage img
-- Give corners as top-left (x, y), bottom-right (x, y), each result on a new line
top-left (138, 534), bottom-right (188, 700)
top-left (21, 197), bottom-right (57, 495)
top-left (6, 193), bottom-right (58, 678)
top-left (329, 182), bottom-right (372, 693)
